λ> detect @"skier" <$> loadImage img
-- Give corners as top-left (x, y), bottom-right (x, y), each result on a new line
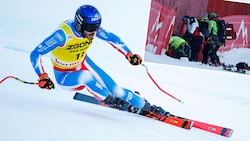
top-left (30, 5), bottom-right (152, 113)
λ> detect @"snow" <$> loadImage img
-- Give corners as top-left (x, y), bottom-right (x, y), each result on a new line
top-left (226, 0), bottom-right (250, 4)
top-left (0, 0), bottom-right (250, 141)
top-left (144, 48), bottom-right (250, 74)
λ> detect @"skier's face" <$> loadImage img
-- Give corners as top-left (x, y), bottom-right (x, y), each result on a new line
top-left (82, 23), bottom-right (100, 40)
top-left (83, 30), bottom-right (96, 40)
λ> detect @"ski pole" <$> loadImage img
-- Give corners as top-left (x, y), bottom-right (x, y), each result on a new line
top-left (141, 64), bottom-right (183, 103)
top-left (0, 76), bottom-right (38, 85)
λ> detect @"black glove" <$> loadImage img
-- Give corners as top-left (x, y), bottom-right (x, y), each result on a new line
top-left (126, 53), bottom-right (142, 65)
top-left (38, 73), bottom-right (55, 90)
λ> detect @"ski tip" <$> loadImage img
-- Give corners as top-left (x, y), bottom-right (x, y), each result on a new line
top-left (227, 129), bottom-right (233, 137)
top-left (73, 92), bottom-right (82, 100)
top-left (221, 128), bottom-right (234, 138)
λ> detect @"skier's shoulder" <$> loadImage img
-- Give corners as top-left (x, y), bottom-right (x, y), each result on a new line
top-left (58, 19), bottom-right (74, 31)
top-left (96, 26), bottom-right (118, 41)
top-left (56, 19), bottom-right (82, 37)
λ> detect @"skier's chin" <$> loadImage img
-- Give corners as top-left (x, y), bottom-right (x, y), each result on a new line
top-left (83, 30), bottom-right (95, 40)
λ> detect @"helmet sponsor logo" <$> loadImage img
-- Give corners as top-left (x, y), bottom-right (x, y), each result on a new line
top-left (75, 14), bottom-right (83, 24)
top-left (91, 14), bottom-right (101, 22)
top-left (91, 17), bottom-right (101, 22)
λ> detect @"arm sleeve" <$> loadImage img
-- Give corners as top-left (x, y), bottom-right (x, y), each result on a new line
top-left (209, 20), bottom-right (218, 36)
top-left (30, 29), bottom-right (66, 76)
top-left (96, 27), bottom-right (132, 56)
top-left (188, 19), bottom-right (199, 34)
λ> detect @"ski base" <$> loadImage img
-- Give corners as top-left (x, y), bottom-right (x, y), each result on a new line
top-left (73, 92), bottom-right (193, 130)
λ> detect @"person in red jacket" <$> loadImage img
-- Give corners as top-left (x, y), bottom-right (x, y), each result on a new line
top-left (182, 16), bottom-right (203, 62)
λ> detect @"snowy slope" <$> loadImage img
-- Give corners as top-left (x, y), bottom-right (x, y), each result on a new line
top-left (226, 0), bottom-right (250, 3)
top-left (1, 0), bottom-right (250, 141)
top-left (144, 48), bottom-right (250, 75)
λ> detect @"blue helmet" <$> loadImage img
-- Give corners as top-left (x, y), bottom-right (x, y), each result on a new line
top-left (75, 5), bottom-right (102, 33)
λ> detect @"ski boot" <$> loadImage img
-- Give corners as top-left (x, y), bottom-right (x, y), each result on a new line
top-left (139, 99), bottom-right (170, 117)
top-left (103, 94), bottom-right (148, 114)
top-left (103, 94), bottom-right (130, 111)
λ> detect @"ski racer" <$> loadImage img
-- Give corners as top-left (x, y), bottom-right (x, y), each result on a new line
top-left (30, 5), bottom-right (153, 113)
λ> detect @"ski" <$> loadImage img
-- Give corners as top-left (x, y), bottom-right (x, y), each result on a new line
top-left (188, 119), bottom-right (233, 138)
top-left (73, 92), bottom-right (193, 130)
top-left (221, 62), bottom-right (249, 75)
top-left (222, 63), bottom-right (245, 74)
top-left (149, 112), bottom-right (233, 137)
top-left (73, 92), bottom-right (233, 138)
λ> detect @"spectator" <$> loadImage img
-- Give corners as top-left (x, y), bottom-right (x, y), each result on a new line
top-left (182, 16), bottom-right (203, 62)
top-left (197, 16), bottom-right (210, 39)
top-left (202, 12), bottom-right (225, 66)
top-left (165, 35), bottom-right (191, 59)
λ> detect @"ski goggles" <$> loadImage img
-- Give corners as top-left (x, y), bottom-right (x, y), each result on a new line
top-left (83, 23), bottom-right (100, 32)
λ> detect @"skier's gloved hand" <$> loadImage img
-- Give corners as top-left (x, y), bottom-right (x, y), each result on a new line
top-left (38, 73), bottom-right (55, 90)
top-left (126, 52), bottom-right (142, 66)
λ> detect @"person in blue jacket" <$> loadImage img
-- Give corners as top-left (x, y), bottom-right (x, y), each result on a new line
top-left (30, 5), bottom-right (151, 112)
